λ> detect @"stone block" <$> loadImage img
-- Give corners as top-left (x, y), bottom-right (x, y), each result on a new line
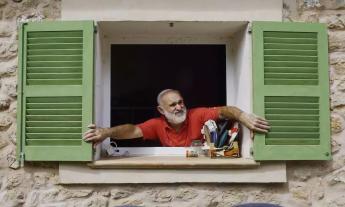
top-left (0, 0), bottom-right (7, 7)
top-left (0, 22), bottom-right (16, 37)
top-left (1, 77), bottom-right (17, 98)
top-left (152, 190), bottom-right (174, 203)
top-left (331, 112), bottom-right (345, 133)
top-left (325, 166), bottom-right (345, 185)
top-left (320, 14), bottom-right (345, 29)
top-left (330, 52), bottom-right (345, 74)
top-left (320, 0), bottom-right (345, 9)
top-left (0, 113), bottom-right (13, 128)
top-left (4, 171), bottom-right (24, 190)
top-left (289, 181), bottom-right (310, 201)
top-left (81, 196), bottom-right (108, 207)
top-left (329, 31), bottom-right (345, 52)
top-left (175, 188), bottom-right (198, 201)
top-left (111, 189), bottom-right (132, 200)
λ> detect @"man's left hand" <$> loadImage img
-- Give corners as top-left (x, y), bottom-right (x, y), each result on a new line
top-left (239, 112), bottom-right (270, 133)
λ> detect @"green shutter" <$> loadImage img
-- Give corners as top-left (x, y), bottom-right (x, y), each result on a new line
top-left (17, 21), bottom-right (94, 161)
top-left (252, 21), bottom-right (331, 160)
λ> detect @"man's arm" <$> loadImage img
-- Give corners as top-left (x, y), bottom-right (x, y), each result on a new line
top-left (219, 106), bottom-right (270, 133)
top-left (83, 124), bottom-right (143, 147)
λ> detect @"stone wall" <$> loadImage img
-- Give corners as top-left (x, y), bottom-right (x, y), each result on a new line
top-left (0, 0), bottom-right (344, 206)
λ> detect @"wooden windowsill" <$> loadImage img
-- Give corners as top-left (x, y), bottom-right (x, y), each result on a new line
top-left (88, 156), bottom-right (260, 169)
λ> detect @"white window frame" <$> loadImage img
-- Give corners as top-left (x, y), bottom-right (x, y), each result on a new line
top-left (94, 21), bottom-right (253, 159)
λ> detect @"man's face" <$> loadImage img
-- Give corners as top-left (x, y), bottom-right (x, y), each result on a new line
top-left (158, 92), bottom-right (187, 125)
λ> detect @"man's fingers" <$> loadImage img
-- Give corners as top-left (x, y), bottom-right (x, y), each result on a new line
top-left (257, 119), bottom-right (270, 126)
top-left (88, 124), bottom-right (96, 129)
top-left (84, 135), bottom-right (101, 142)
top-left (253, 127), bottom-right (269, 133)
top-left (255, 122), bottom-right (270, 130)
top-left (83, 129), bottom-right (95, 136)
top-left (83, 132), bottom-right (96, 140)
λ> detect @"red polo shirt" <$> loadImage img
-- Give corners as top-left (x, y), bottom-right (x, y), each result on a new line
top-left (137, 107), bottom-right (220, 147)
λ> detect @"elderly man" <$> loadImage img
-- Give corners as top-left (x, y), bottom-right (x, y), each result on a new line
top-left (83, 89), bottom-right (270, 147)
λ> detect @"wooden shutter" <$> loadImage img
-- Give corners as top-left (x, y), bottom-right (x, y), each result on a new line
top-left (252, 21), bottom-right (331, 160)
top-left (17, 21), bottom-right (94, 161)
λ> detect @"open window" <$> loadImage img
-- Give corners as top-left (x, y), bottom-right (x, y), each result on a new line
top-left (94, 21), bottom-right (255, 161)
top-left (17, 20), bottom-right (331, 180)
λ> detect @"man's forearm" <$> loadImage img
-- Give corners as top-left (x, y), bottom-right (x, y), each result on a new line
top-left (102, 124), bottom-right (143, 140)
top-left (219, 106), bottom-right (243, 120)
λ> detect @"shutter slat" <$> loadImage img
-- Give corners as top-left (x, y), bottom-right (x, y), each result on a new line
top-left (269, 126), bottom-right (319, 132)
top-left (27, 67), bottom-right (82, 73)
top-left (26, 103), bottom-right (82, 109)
top-left (264, 79), bottom-right (318, 85)
top-left (264, 61), bottom-right (317, 67)
top-left (266, 132), bottom-right (319, 138)
top-left (28, 49), bottom-right (82, 55)
top-left (26, 133), bottom-right (81, 139)
top-left (268, 120), bottom-right (319, 127)
top-left (27, 61), bottom-right (82, 67)
top-left (27, 73), bottom-right (82, 79)
top-left (264, 43), bottom-right (317, 50)
top-left (27, 97), bottom-right (81, 103)
top-left (26, 139), bottom-right (81, 146)
top-left (265, 67), bottom-right (317, 73)
top-left (26, 115), bottom-right (82, 121)
top-left (27, 79), bottom-right (82, 85)
top-left (266, 108), bottom-right (319, 114)
top-left (28, 37), bottom-right (83, 44)
top-left (266, 139), bottom-right (320, 145)
top-left (26, 121), bottom-right (82, 127)
top-left (264, 49), bottom-right (317, 56)
top-left (266, 114), bottom-right (319, 121)
top-left (26, 127), bottom-right (81, 133)
top-left (263, 31), bottom-right (317, 38)
top-left (265, 73), bottom-right (318, 79)
top-left (27, 31), bottom-right (82, 38)
top-left (265, 102), bottom-right (318, 109)
top-left (264, 55), bottom-right (317, 62)
top-left (27, 55), bottom-right (82, 61)
top-left (27, 109), bottom-right (82, 115)
top-left (264, 37), bottom-right (317, 44)
top-left (28, 43), bottom-right (83, 49)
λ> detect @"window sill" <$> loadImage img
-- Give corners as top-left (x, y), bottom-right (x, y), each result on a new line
top-left (88, 156), bottom-right (259, 169)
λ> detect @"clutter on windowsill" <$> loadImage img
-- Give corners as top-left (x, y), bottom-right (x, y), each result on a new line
top-left (186, 120), bottom-right (241, 159)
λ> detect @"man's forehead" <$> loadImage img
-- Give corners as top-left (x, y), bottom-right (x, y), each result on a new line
top-left (161, 91), bottom-right (182, 102)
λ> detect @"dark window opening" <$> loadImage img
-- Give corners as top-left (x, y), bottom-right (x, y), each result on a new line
top-left (111, 44), bottom-right (226, 147)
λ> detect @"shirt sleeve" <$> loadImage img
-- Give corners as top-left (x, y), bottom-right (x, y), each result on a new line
top-left (136, 118), bottom-right (160, 141)
top-left (196, 107), bottom-right (221, 123)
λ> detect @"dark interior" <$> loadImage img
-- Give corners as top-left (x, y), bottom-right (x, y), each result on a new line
top-left (111, 44), bottom-right (226, 147)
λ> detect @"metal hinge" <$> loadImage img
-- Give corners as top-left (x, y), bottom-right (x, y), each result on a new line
top-left (20, 152), bottom-right (25, 167)
top-left (248, 22), bottom-right (252, 34)
top-left (94, 25), bottom-right (98, 34)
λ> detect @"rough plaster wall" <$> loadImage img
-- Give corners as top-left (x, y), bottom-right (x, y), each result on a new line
top-left (0, 0), bottom-right (345, 206)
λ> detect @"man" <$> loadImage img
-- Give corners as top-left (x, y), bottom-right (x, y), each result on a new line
top-left (83, 89), bottom-right (270, 147)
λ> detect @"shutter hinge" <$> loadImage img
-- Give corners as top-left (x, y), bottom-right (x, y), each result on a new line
top-left (20, 152), bottom-right (25, 167)
top-left (247, 22), bottom-right (252, 34)
top-left (94, 26), bottom-right (98, 34)
top-left (250, 147), bottom-right (254, 156)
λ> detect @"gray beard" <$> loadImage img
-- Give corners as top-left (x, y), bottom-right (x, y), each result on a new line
top-left (163, 108), bottom-right (187, 125)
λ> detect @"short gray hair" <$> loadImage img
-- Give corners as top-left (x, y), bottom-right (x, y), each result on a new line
top-left (157, 89), bottom-right (181, 105)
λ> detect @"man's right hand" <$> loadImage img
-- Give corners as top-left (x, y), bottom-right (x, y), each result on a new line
top-left (83, 124), bottom-right (109, 148)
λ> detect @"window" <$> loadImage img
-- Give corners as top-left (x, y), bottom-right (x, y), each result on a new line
top-left (17, 20), bottom-right (331, 183)
top-left (95, 21), bottom-right (254, 158)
